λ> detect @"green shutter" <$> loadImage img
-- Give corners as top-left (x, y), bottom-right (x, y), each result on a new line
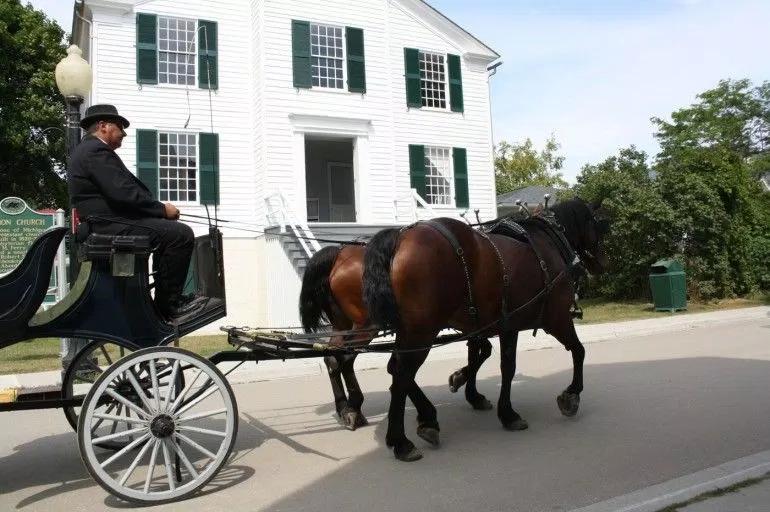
top-left (198, 20), bottom-right (218, 89)
top-left (136, 13), bottom-right (158, 85)
top-left (292, 20), bottom-right (312, 88)
top-left (448, 54), bottom-right (464, 113)
top-left (408, 144), bottom-right (426, 200)
top-left (136, 130), bottom-right (159, 198)
top-left (345, 27), bottom-right (366, 93)
top-left (199, 132), bottom-right (219, 205)
top-left (404, 48), bottom-right (421, 108)
top-left (453, 147), bottom-right (469, 208)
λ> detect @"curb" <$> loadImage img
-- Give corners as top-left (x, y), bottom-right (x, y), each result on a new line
top-left (569, 449), bottom-right (770, 512)
top-left (2, 306), bottom-right (769, 393)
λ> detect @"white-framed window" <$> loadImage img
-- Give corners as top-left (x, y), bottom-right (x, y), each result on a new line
top-left (425, 146), bottom-right (453, 205)
top-left (419, 51), bottom-right (447, 109)
top-left (158, 132), bottom-right (198, 202)
top-left (158, 16), bottom-right (196, 86)
top-left (310, 23), bottom-right (345, 89)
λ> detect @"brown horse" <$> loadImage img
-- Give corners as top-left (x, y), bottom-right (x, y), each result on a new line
top-left (362, 197), bottom-right (610, 461)
top-left (299, 243), bottom-right (495, 431)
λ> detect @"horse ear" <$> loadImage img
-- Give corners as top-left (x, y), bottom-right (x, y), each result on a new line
top-left (591, 197), bottom-right (604, 211)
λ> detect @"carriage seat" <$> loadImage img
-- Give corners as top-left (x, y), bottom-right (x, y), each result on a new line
top-left (79, 233), bottom-right (152, 277)
top-left (0, 227), bottom-right (67, 330)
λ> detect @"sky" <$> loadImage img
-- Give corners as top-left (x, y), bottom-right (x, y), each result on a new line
top-left (27, 0), bottom-right (770, 183)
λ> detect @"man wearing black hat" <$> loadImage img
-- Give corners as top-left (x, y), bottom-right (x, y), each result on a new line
top-left (67, 104), bottom-right (203, 319)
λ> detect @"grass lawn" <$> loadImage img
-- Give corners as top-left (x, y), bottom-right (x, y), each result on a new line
top-left (1, 294), bottom-right (768, 376)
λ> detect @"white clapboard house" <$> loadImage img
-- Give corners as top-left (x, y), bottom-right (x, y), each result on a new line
top-left (70, 0), bottom-right (501, 330)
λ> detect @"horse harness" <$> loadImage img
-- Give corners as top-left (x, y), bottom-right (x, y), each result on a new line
top-left (412, 216), bottom-right (586, 335)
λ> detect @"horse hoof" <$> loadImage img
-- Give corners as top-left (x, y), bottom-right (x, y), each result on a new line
top-left (340, 408), bottom-right (368, 431)
top-left (417, 425), bottom-right (440, 447)
top-left (395, 446), bottom-right (423, 462)
top-left (503, 418), bottom-right (529, 431)
top-left (470, 396), bottom-right (494, 411)
top-left (557, 391), bottom-right (580, 417)
top-left (448, 371), bottom-right (466, 393)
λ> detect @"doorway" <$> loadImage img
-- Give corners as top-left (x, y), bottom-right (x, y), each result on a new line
top-left (305, 138), bottom-right (355, 222)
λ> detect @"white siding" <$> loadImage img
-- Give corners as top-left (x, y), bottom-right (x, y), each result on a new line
top-left (387, 2), bottom-right (497, 222)
top-left (89, 0), bottom-right (256, 234)
top-left (259, 0), bottom-right (497, 225)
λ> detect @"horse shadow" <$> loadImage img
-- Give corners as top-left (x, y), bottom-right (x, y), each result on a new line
top-left (246, 355), bottom-right (770, 512)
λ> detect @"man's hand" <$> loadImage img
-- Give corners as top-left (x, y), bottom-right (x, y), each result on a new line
top-left (163, 202), bottom-right (180, 220)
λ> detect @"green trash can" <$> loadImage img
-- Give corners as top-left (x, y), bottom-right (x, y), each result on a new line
top-left (648, 259), bottom-right (687, 312)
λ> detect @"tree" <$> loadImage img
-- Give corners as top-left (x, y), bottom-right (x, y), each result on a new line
top-left (494, 134), bottom-right (568, 194)
top-left (573, 146), bottom-right (679, 299)
top-left (652, 78), bottom-right (770, 299)
top-left (0, 0), bottom-right (68, 208)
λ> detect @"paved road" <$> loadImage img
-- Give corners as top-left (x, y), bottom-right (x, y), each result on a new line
top-left (2, 316), bottom-right (770, 511)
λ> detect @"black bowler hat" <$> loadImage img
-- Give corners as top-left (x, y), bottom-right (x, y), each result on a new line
top-left (79, 104), bottom-right (131, 129)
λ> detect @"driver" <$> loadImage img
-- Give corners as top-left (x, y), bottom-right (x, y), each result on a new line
top-left (67, 104), bottom-right (205, 320)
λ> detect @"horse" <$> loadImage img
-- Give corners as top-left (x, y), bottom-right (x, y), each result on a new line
top-left (361, 197), bottom-right (610, 461)
top-left (298, 243), bottom-right (496, 431)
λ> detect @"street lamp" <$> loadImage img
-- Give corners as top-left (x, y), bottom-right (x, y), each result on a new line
top-left (54, 44), bottom-right (92, 373)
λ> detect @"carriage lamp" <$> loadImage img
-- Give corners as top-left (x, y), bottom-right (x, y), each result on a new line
top-left (55, 44), bottom-right (93, 373)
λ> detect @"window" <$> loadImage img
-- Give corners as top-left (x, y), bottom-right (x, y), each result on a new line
top-left (291, 20), bottom-right (366, 93)
top-left (159, 133), bottom-right (198, 202)
top-left (404, 49), bottom-right (463, 112)
top-left (409, 144), bottom-right (469, 208)
top-left (158, 17), bottom-right (197, 86)
top-left (419, 52), bottom-right (446, 109)
top-left (310, 23), bottom-right (344, 89)
top-left (424, 146), bottom-right (453, 205)
top-left (136, 13), bottom-right (218, 89)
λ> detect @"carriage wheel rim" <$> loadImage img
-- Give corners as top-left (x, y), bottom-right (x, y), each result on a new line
top-left (77, 347), bottom-right (238, 504)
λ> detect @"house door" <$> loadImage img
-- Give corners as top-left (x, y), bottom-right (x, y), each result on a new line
top-left (328, 162), bottom-right (355, 222)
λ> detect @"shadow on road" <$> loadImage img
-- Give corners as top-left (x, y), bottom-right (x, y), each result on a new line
top-left (246, 355), bottom-right (770, 512)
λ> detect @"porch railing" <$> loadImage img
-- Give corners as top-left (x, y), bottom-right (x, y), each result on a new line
top-left (264, 191), bottom-right (321, 258)
top-left (394, 188), bottom-right (439, 222)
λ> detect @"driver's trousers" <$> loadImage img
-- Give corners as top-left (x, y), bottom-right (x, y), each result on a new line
top-left (85, 217), bottom-right (195, 310)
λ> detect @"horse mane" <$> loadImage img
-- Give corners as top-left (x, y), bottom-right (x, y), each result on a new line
top-left (548, 198), bottom-right (593, 247)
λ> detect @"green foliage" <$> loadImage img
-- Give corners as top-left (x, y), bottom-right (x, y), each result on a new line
top-left (652, 79), bottom-right (770, 300)
top-left (494, 134), bottom-right (569, 194)
top-left (0, 0), bottom-right (68, 208)
top-left (573, 78), bottom-right (770, 302)
top-left (574, 147), bottom-right (678, 299)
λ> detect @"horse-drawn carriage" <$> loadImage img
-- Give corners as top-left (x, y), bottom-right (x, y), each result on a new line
top-left (0, 195), bottom-right (609, 503)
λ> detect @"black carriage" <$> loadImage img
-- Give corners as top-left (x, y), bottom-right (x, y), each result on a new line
top-left (0, 222), bottom-right (238, 504)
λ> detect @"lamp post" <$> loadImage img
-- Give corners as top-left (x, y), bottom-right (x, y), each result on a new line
top-left (54, 44), bottom-right (93, 372)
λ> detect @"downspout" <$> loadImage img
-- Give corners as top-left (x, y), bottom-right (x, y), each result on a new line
top-left (487, 60), bottom-right (503, 216)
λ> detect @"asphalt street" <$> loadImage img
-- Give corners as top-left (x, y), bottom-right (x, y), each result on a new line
top-left (1, 315), bottom-right (769, 511)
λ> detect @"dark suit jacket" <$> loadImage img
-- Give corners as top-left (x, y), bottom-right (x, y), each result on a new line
top-left (68, 133), bottom-right (165, 221)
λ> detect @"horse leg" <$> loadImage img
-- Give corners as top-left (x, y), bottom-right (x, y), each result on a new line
top-left (463, 337), bottom-right (494, 410)
top-left (385, 345), bottom-right (432, 462)
top-left (550, 319), bottom-right (585, 417)
top-left (323, 354), bottom-right (349, 419)
top-left (338, 353), bottom-right (369, 430)
top-left (497, 330), bottom-right (529, 431)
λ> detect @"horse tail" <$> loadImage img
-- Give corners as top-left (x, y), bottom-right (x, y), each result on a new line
top-left (299, 245), bottom-right (341, 332)
top-left (362, 228), bottom-right (402, 328)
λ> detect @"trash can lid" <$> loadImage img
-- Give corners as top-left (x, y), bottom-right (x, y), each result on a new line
top-left (650, 259), bottom-right (684, 273)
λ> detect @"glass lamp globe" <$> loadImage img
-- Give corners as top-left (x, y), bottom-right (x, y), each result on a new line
top-left (55, 45), bottom-right (93, 98)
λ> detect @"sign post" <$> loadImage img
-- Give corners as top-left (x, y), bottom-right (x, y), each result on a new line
top-left (0, 197), bottom-right (61, 307)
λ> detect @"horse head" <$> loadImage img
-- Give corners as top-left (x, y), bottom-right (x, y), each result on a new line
top-left (553, 196), bottom-right (611, 275)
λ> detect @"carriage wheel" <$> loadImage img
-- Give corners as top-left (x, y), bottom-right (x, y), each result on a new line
top-left (62, 341), bottom-right (131, 446)
top-left (77, 347), bottom-right (238, 504)
top-left (62, 341), bottom-right (182, 451)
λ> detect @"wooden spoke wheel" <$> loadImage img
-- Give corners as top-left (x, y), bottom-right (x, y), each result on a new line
top-left (77, 347), bottom-right (238, 504)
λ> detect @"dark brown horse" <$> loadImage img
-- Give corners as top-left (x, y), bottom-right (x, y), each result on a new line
top-left (362, 197), bottom-right (610, 461)
top-left (299, 243), bottom-right (495, 431)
